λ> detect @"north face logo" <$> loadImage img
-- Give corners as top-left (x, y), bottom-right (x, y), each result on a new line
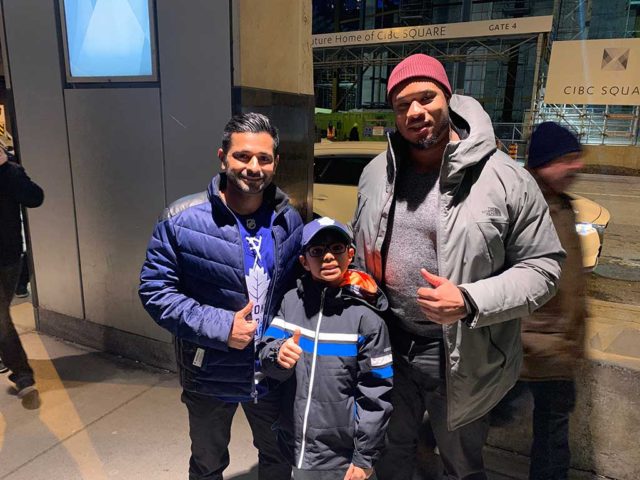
top-left (482, 207), bottom-right (502, 217)
top-left (601, 48), bottom-right (629, 71)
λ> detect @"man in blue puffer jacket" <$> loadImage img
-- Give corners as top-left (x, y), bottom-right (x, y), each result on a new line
top-left (139, 113), bottom-right (303, 480)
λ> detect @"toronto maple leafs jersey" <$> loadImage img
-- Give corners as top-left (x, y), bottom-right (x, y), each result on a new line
top-left (234, 203), bottom-right (276, 338)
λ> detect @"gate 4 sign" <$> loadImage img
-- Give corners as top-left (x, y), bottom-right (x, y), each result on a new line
top-left (311, 16), bottom-right (552, 48)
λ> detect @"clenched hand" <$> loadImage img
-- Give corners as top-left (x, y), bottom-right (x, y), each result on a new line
top-left (344, 464), bottom-right (373, 480)
top-left (227, 302), bottom-right (257, 349)
top-left (277, 329), bottom-right (302, 369)
top-left (416, 268), bottom-right (467, 325)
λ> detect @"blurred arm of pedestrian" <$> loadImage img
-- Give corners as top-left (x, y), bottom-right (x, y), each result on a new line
top-left (0, 148), bottom-right (44, 208)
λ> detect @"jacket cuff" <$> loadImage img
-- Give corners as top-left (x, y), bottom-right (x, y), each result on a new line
top-left (267, 339), bottom-right (287, 369)
top-left (458, 286), bottom-right (480, 328)
top-left (350, 451), bottom-right (374, 470)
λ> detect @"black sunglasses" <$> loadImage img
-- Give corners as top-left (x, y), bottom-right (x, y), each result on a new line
top-left (306, 242), bottom-right (348, 258)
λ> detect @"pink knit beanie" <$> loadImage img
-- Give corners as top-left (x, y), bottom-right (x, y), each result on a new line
top-left (387, 54), bottom-right (452, 98)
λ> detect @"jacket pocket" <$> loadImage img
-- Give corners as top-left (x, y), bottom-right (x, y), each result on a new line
top-left (176, 339), bottom-right (208, 374)
top-left (475, 221), bottom-right (507, 273)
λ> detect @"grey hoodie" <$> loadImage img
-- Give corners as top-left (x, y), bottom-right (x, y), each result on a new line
top-left (352, 94), bottom-right (565, 430)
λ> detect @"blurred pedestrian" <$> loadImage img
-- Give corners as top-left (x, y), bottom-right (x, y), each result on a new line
top-left (520, 122), bottom-right (587, 480)
top-left (326, 121), bottom-right (336, 140)
top-left (0, 145), bottom-right (43, 409)
top-left (349, 123), bottom-right (360, 141)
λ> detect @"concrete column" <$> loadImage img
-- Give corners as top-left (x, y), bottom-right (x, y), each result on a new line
top-left (231, 0), bottom-right (315, 220)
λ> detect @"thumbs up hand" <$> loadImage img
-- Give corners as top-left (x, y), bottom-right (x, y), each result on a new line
top-left (416, 268), bottom-right (467, 325)
top-left (278, 328), bottom-right (303, 369)
top-left (227, 302), bottom-right (257, 349)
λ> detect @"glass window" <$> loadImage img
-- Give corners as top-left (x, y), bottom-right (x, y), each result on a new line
top-left (314, 155), bottom-right (373, 185)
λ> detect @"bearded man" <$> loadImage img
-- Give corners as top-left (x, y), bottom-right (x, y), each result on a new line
top-left (351, 54), bottom-right (565, 479)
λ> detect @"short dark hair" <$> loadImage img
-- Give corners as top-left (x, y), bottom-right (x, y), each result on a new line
top-left (221, 113), bottom-right (279, 155)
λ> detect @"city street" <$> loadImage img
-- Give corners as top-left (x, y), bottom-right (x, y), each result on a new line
top-left (571, 174), bottom-right (640, 306)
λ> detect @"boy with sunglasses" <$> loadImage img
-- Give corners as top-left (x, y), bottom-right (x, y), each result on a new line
top-left (259, 217), bottom-right (393, 480)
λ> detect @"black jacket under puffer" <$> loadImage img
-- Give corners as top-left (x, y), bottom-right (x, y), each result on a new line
top-left (259, 271), bottom-right (393, 472)
top-left (0, 160), bottom-right (44, 266)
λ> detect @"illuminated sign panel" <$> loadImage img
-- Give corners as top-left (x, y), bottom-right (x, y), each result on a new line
top-left (60, 0), bottom-right (157, 82)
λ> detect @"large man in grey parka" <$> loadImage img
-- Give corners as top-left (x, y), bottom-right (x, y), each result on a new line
top-left (351, 54), bottom-right (565, 480)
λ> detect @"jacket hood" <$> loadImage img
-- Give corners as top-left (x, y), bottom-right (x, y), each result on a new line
top-left (297, 269), bottom-right (388, 312)
top-left (207, 173), bottom-right (291, 215)
top-left (443, 94), bottom-right (498, 185)
top-left (386, 94), bottom-right (498, 189)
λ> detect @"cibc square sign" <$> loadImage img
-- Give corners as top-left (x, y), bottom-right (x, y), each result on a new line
top-left (545, 38), bottom-right (640, 106)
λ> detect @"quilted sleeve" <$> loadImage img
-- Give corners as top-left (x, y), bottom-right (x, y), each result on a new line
top-left (139, 218), bottom-right (234, 350)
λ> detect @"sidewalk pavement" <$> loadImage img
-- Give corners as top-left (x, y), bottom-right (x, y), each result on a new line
top-left (0, 302), bottom-right (262, 480)
top-left (8, 299), bottom-right (623, 480)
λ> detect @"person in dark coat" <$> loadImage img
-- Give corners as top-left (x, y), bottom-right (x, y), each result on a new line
top-left (349, 123), bottom-right (360, 141)
top-left (139, 113), bottom-right (303, 480)
top-left (0, 145), bottom-right (43, 409)
top-left (522, 122), bottom-right (587, 480)
top-left (491, 122), bottom-right (587, 480)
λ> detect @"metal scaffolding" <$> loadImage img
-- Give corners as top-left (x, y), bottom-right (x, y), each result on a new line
top-left (312, 0), bottom-right (640, 147)
top-left (314, 33), bottom-right (543, 116)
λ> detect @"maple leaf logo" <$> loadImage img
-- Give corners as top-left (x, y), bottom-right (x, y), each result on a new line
top-left (246, 265), bottom-right (271, 329)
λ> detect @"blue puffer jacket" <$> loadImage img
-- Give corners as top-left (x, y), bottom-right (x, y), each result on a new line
top-left (139, 174), bottom-right (303, 401)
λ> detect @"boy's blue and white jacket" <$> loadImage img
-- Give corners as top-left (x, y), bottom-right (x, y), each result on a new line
top-left (259, 270), bottom-right (393, 471)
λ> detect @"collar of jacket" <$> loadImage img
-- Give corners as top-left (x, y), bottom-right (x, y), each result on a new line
top-left (385, 94), bottom-right (498, 191)
top-left (206, 173), bottom-right (291, 221)
top-left (296, 270), bottom-right (389, 313)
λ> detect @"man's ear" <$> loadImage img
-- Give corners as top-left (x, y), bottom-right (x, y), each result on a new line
top-left (299, 255), bottom-right (310, 271)
top-left (218, 148), bottom-right (226, 170)
top-left (348, 246), bottom-right (355, 263)
top-left (273, 154), bottom-right (280, 172)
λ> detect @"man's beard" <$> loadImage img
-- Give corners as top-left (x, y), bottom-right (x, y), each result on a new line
top-left (409, 115), bottom-right (450, 150)
top-left (225, 167), bottom-right (270, 194)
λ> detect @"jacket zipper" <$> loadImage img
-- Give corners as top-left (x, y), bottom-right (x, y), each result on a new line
top-left (215, 188), bottom-right (288, 404)
top-left (222, 202), bottom-right (257, 403)
top-left (263, 217), bottom-right (281, 336)
top-left (435, 149), bottom-right (455, 430)
top-left (297, 288), bottom-right (326, 469)
top-left (255, 220), bottom-right (281, 405)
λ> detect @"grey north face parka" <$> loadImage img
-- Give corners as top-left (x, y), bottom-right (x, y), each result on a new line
top-left (352, 94), bottom-right (565, 430)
